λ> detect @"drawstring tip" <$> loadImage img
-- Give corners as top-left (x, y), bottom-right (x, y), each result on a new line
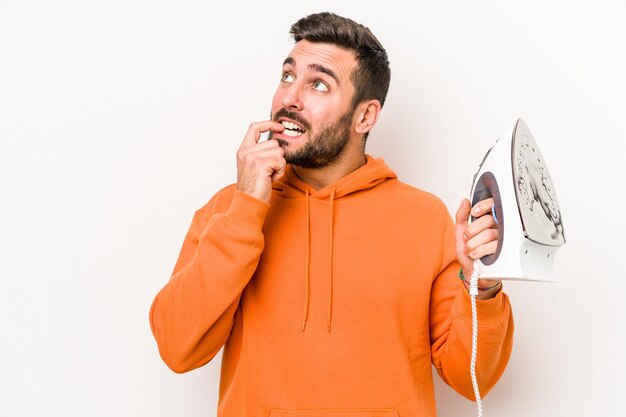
top-left (301, 321), bottom-right (307, 332)
top-left (327, 322), bottom-right (332, 332)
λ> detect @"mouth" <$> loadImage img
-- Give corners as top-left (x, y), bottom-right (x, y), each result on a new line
top-left (277, 118), bottom-right (307, 138)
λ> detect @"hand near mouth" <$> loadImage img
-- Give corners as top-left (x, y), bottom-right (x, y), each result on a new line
top-left (236, 120), bottom-right (287, 204)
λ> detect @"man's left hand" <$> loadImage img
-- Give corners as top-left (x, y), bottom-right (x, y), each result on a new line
top-left (454, 198), bottom-right (502, 299)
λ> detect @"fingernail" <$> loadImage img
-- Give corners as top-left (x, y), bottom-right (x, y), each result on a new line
top-left (470, 250), bottom-right (477, 258)
top-left (472, 206), bottom-right (480, 215)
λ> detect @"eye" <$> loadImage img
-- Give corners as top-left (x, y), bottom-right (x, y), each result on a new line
top-left (281, 72), bottom-right (294, 83)
top-left (312, 80), bottom-right (329, 92)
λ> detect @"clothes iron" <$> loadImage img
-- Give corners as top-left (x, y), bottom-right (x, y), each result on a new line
top-left (469, 119), bottom-right (566, 281)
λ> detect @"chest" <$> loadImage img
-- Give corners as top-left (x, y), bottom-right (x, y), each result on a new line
top-left (244, 196), bottom-right (445, 324)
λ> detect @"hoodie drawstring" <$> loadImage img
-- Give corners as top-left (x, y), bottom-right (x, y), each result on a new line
top-left (301, 188), bottom-right (311, 332)
top-left (300, 187), bottom-right (337, 333)
top-left (327, 188), bottom-right (336, 332)
top-left (275, 157), bottom-right (396, 334)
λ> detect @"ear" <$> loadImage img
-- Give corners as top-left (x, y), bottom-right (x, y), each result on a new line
top-left (354, 99), bottom-right (382, 135)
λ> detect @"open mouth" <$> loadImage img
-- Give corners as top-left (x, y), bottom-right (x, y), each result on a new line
top-left (280, 120), bottom-right (306, 137)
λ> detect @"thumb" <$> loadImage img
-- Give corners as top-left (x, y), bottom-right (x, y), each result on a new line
top-left (270, 165), bottom-right (286, 182)
top-left (455, 198), bottom-right (471, 231)
top-left (454, 199), bottom-right (473, 270)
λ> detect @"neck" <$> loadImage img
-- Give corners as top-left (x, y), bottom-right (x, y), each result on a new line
top-left (292, 149), bottom-right (367, 190)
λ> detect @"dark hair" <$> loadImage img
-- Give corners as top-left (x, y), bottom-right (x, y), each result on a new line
top-left (290, 12), bottom-right (391, 110)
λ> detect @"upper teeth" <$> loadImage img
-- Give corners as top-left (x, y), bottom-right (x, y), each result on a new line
top-left (282, 121), bottom-right (303, 131)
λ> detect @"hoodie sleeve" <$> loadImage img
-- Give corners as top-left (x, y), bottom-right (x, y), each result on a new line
top-left (429, 212), bottom-right (514, 400)
top-left (149, 188), bottom-right (270, 373)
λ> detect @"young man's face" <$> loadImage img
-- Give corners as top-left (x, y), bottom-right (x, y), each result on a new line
top-left (269, 40), bottom-right (359, 168)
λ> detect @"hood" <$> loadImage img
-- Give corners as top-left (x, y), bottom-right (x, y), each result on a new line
top-left (270, 155), bottom-right (397, 332)
top-left (272, 155), bottom-right (397, 199)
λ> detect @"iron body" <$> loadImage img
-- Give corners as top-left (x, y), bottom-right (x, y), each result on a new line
top-left (469, 119), bottom-right (566, 281)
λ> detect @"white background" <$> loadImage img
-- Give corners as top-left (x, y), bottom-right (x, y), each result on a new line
top-left (1, 1), bottom-right (625, 416)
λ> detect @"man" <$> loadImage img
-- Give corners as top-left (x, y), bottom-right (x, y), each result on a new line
top-left (150, 12), bottom-right (513, 417)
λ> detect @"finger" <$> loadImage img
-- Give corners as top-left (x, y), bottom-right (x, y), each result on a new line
top-left (467, 239), bottom-right (498, 260)
top-left (465, 228), bottom-right (499, 255)
top-left (471, 197), bottom-right (494, 218)
top-left (265, 150), bottom-right (286, 181)
top-left (270, 160), bottom-right (287, 181)
top-left (241, 147), bottom-right (285, 167)
top-left (241, 121), bottom-right (285, 147)
top-left (465, 213), bottom-right (497, 239)
top-left (238, 137), bottom-right (280, 155)
top-left (253, 137), bottom-right (281, 149)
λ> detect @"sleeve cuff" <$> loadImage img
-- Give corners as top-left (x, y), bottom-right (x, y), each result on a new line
top-left (224, 190), bottom-right (271, 232)
top-left (454, 282), bottom-right (507, 325)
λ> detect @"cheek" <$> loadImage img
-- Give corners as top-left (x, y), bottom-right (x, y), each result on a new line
top-left (309, 106), bottom-right (341, 130)
top-left (305, 97), bottom-right (334, 120)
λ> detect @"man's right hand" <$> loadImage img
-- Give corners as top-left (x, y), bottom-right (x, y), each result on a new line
top-left (236, 121), bottom-right (286, 204)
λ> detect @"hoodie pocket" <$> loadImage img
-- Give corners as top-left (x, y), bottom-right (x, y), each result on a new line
top-left (269, 409), bottom-right (400, 417)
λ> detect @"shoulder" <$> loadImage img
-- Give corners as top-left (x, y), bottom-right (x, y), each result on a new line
top-left (381, 178), bottom-right (451, 218)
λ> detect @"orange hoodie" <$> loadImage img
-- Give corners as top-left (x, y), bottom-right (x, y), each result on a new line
top-left (150, 155), bottom-right (514, 417)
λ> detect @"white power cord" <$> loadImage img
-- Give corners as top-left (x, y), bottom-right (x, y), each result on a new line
top-left (469, 260), bottom-right (483, 417)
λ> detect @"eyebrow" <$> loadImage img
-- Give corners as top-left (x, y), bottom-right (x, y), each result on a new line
top-left (282, 57), bottom-right (340, 85)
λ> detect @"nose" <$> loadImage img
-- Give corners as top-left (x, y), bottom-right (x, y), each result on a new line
top-left (280, 83), bottom-right (303, 111)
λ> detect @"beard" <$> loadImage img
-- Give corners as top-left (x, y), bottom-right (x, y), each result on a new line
top-left (269, 108), bottom-right (353, 169)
